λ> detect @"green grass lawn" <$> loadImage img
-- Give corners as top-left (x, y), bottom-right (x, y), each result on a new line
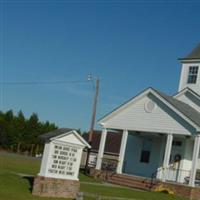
top-left (0, 152), bottom-right (189, 200)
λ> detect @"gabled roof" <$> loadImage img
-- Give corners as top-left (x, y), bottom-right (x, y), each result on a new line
top-left (98, 87), bottom-right (149, 123)
top-left (179, 43), bottom-right (200, 60)
top-left (98, 87), bottom-right (200, 130)
top-left (174, 87), bottom-right (200, 101)
top-left (40, 128), bottom-right (73, 141)
top-left (154, 89), bottom-right (200, 128)
top-left (39, 128), bottom-right (91, 148)
top-left (83, 130), bottom-right (122, 155)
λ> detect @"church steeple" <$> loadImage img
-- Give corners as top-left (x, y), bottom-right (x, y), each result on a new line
top-left (178, 43), bottom-right (200, 95)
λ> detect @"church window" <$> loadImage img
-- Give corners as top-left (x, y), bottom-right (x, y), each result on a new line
top-left (172, 141), bottom-right (182, 146)
top-left (187, 66), bottom-right (198, 84)
top-left (140, 139), bottom-right (152, 163)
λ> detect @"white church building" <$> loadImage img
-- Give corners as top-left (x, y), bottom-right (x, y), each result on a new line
top-left (95, 43), bottom-right (200, 188)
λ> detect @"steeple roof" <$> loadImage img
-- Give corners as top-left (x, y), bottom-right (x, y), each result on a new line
top-left (180, 43), bottom-right (200, 60)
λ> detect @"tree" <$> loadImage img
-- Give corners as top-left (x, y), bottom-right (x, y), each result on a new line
top-left (13, 111), bottom-right (26, 153)
top-left (0, 110), bottom-right (57, 154)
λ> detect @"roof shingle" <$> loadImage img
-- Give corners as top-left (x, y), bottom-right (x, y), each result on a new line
top-left (180, 43), bottom-right (200, 60)
top-left (39, 128), bottom-right (73, 141)
top-left (154, 89), bottom-right (200, 127)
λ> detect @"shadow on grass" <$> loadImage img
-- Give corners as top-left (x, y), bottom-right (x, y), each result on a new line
top-left (23, 176), bottom-right (34, 192)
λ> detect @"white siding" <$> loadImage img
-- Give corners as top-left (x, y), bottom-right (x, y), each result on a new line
top-left (56, 133), bottom-right (85, 147)
top-left (179, 62), bottom-right (200, 95)
top-left (103, 95), bottom-right (194, 135)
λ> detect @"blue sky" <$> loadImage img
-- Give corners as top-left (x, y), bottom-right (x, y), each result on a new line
top-left (1, 0), bottom-right (200, 131)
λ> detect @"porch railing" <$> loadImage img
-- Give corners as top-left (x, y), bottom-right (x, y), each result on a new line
top-left (101, 158), bottom-right (118, 172)
top-left (152, 167), bottom-right (200, 186)
top-left (160, 167), bottom-right (191, 183)
top-left (150, 167), bottom-right (200, 188)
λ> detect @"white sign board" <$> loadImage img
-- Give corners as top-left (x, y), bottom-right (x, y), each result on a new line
top-left (48, 143), bottom-right (80, 178)
top-left (38, 130), bottom-right (90, 181)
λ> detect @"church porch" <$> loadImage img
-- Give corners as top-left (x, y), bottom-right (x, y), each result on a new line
top-left (95, 128), bottom-right (200, 188)
top-left (90, 168), bottom-right (200, 200)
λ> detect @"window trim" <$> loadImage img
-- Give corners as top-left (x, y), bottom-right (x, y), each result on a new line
top-left (187, 66), bottom-right (199, 84)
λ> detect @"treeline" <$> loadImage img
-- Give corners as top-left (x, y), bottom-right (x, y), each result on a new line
top-left (0, 110), bottom-right (57, 155)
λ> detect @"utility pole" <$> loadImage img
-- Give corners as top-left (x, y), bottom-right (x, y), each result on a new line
top-left (85, 76), bottom-right (100, 173)
top-left (89, 77), bottom-right (99, 142)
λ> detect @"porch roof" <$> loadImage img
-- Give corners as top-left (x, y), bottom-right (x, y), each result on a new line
top-left (155, 89), bottom-right (200, 127)
top-left (173, 87), bottom-right (200, 100)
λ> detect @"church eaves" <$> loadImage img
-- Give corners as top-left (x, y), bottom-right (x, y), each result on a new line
top-left (99, 87), bottom-right (200, 129)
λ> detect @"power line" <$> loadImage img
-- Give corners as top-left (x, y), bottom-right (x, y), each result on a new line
top-left (0, 80), bottom-right (90, 85)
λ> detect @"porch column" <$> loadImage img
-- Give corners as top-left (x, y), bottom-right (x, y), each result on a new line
top-left (95, 128), bottom-right (107, 170)
top-left (189, 134), bottom-right (200, 187)
top-left (116, 130), bottom-right (128, 174)
top-left (162, 133), bottom-right (173, 181)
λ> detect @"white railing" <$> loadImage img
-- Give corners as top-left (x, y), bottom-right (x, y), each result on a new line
top-left (156, 167), bottom-right (191, 184)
